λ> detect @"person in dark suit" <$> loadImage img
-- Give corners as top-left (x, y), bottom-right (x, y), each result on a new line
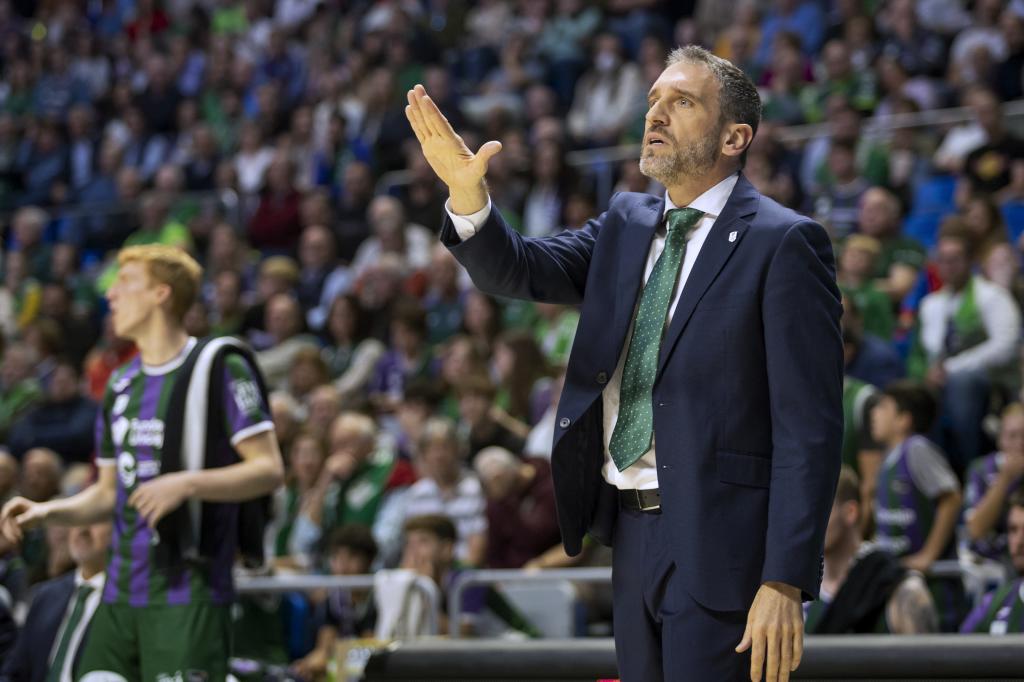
top-left (1, 521), bottom-right (111, 682)
top-left (405, 44), bottom-right (843, 682)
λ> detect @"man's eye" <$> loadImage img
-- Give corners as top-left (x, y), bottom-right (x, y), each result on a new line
top-left (678, 99), bottom-right (690, 107)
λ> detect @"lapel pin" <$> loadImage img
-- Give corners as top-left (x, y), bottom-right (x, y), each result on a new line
top-left (728, 231), bottom-right (738, 243)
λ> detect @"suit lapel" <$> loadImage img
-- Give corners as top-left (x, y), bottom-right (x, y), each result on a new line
top-left (656, 176), bottom-right (760, 377)
top-left (612, 198), bottom-right (663, 348)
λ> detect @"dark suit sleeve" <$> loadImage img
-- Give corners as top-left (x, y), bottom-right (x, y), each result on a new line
top-left (760, 220), bottom-right (844, 600)
top-left (440, 199), bottom-right (613, 305)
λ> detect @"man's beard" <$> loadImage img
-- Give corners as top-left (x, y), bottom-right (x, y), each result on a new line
top-left (639, 122), bottom-right (723, 185)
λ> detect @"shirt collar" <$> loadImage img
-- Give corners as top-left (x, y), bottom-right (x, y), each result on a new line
top-left (75, 568), bottom-right (106, 592)
top-left (142, 336), bottom-right (198, 376)
top-left (662, 172), bottom-right (740, 222)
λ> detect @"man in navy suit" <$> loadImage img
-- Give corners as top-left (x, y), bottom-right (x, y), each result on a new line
top-left (1, 521), bottom-right (111, 682)
top-left (406, 45), bottom-right (842, 682)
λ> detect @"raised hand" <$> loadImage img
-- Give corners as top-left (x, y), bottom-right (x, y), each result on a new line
top-left (405, 84), bottom-right (501, 214)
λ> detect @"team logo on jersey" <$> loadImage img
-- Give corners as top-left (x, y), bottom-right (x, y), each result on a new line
top-left (232, 379), bottom-right (261, 415)
top-left (118, 452), bottom-right (137, 488)
top-left (127, 418), bottom-right (165, 448)
top-left (112, 394), bottom-right (130, 416)
top-left (112, 416), bottom-right (130, 448)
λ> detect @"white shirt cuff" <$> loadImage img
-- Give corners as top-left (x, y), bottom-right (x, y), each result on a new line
top-left (445, 197), bottom-right (492, 241)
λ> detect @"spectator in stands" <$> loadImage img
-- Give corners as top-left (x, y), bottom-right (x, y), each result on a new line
top-left (284, 347), bottom-right (329, 404)
top-left (248, 155), bottom-right (302, 253)
top-left (82, 315), bottom-right (136, 402)
top-left (755, 0), bottom-right (826, 67)
top-left (234, 121), bottom-right (276, 196)
top-left (961, 194), bottom-right (1010, 265)
top-left (335, 160), bottom-right (375, 263)
top-left (947, 0), bottom-right (1006, 89)
top-left (37, 283), bottom-right (97, 366)
top-left (840, 365), bottom-right (882, 533)
top-left (805, 467), bottom-right (937, 634)
top-left (17, 448), bottom-right (65, 585)
top-left (877, 0), bottom-right (947, 77)
top-left (813, 140), bottom-right (872, 240)
top-left (7, 359), bottom-right (97, 462)
top-left (369, 300), bottom-right (434, 414)
top-left (66, 104), bottom-right (98, 195)
top-left (0, 521), bottom-right (112, 682)
top-left (296, 413), bottom-right (394, 560)
top-left (291, 524), bottom-right (378, 680)
top-left (492, 331), bottom-right (552, 426)
top-left (909, 224), bottom-right (1021, 469)
top-left (398, 514), bottom-right (537, 637)
top-left (566, 31), bottom-right (643, 147)
top-left (461, 291), bottom-right (503, 355)
top-left (297, 224), bottom-right (352, 332)
top-left (0, 343), bottom-right (42, 443)
top-left (759, 31), bottom-right (813, 126)
top-left (801, 39), bottom-right (876, 123)
top-left (838, 236), bottom-right (895, 341)
top-left (964, 403), bottom-right (1024, 563)
top-left (351, 196), bottom-right (433, 278)
top-left (870, 381), bottom-right (966, 632)
top-left (801, 99), bottom-right (888, 199)
top-left (856, 187), bottom-right (925, 304)
top-left (534, 302), bottom-right (579, 368)
top-left (242, 257), bottom-right (301, 349)
top-left (120, 105), bottom-right (169, 183)
top-left (210, 270), bottom-right (246, 337)
top-left (269, 391), bottom-right (302, 457)
top-left (423, 246), bottom-right (465, 347)
top-left (305, 384), bottom-right (343, 442)
top-left (960, 86), bottom-right (1024, 201)
top-left (10, 207), bottom-right (51, 283)
top-left (935, 86), bottom-right (997, 175)
top-left (270, 430), bottom-right (326, 568)
top-left (321, 294), bottom-right (385, 405)
top-left (255, 293), bottom-right (320, 390)
top-left (961, 490), bottom-right (1024, 633)
top-left (403, 418), bottom-right (487, 567)
top-left (474, 446), bottom-right (559, 569)
top-left (992, 8), bottom-right (1024, 102)
top-left (458, 373), bottom-right (527, 465)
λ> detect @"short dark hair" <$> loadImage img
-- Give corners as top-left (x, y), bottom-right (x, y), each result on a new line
top-left (325, 523), bottom-right (378, 564)
top-left (403, 514), bottom-right (457, 543)
top-left (881, 381), bottom-right (938, 435)
top-left (666, 45), bottom-right (761, 165)
top-left (937, 216), bottom-right (977, 260)
top-left (391, 297), bottom-right (428, 338)
top-left (1008, 489), bottom-right (1024, 513)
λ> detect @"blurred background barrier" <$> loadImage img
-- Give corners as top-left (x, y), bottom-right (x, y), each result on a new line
top-left (362, 635), bottom-right (1024, 681)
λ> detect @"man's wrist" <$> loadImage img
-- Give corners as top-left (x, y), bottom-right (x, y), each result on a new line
top-left (450, 181), bottom-right (489, 215)
top-left (763, 581), bottom-right (801, 600)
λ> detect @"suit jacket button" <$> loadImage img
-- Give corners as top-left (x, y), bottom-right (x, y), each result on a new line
top-left (596, 371), bottom-right (608, 384)
top-left (559, 417), bottom-right (571, 428)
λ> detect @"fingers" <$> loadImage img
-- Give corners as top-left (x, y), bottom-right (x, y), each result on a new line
top-left (405, 90), bottom-right (429, 143)
top-left (750, 628), bottom-right (765, 682)
top-left (735, 622), bottom-right (751, 653)
top-left (413, 85), bottom-right (454, 138)
top-left (475, 140), bottom-right (503, 169)
top-left (779, 627), bottom-right (793, 682)
top-left (765, 628), bottom-right (779, 682)
top-left (791, 625), bottom-right (803, 670)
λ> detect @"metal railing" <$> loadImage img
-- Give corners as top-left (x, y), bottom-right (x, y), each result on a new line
top-left (235, 572), bottom-right (442, 636)
top-left (448, 566), bottom-right (611, 639)
top-left (363, 635), bottom-right (1024, 680)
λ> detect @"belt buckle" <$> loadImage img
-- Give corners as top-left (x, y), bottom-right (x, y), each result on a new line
top-left (636, 489), bottom-right (660, 512)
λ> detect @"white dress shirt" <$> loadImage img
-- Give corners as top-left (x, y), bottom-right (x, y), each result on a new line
top-left (50, 569), bottom-right (106, 682)
top-left (446, 173), bottom-right (740, 490)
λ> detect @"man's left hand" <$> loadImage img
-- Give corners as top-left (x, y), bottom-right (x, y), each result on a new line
top-left (736, 581), bottom-right (803, 682)
top-left (128, 472), bottom-right (195, 529)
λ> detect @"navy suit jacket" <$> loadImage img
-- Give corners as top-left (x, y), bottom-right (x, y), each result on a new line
top-left (442, 175), bottom-right (844, 612)
top-left (1, 572), bottom-right (90, 682)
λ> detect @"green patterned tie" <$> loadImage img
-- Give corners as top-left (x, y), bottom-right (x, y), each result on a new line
top-left (609, 207), bottom-right (705, 471)
top-left (47, 583), bottom-right (94, 682)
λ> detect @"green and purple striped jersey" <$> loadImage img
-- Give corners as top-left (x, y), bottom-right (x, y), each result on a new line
top-left (94, 337), bottom-right (273, 607)
top-left (960, 578), bottom-right (1024, 634)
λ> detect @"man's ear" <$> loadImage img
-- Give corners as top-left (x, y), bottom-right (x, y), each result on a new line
top-left (153, 282), bottom-right (173, 308)
top-left (722, 123), bottom-right (754, 161)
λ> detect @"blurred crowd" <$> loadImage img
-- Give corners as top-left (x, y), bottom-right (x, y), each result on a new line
top-left (0, 0), bottom-right (1023, 676)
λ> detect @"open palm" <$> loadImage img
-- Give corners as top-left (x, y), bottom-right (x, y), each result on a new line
top-left (405, 84), bottom-right (501, 196)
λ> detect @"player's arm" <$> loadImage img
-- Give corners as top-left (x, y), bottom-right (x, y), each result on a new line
top-left (129, 430), bottom-right (284, 527)
top-left (0, 465), bottom-right (117, 543)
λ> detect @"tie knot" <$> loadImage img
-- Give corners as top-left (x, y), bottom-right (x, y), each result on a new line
top-left (76, 583), bottom-right (94, 598)
top-left (666, 207), bottom-right (705, 236)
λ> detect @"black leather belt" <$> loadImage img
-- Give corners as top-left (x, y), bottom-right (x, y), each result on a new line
top-left (619, 487), bottom-right (661, 512)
